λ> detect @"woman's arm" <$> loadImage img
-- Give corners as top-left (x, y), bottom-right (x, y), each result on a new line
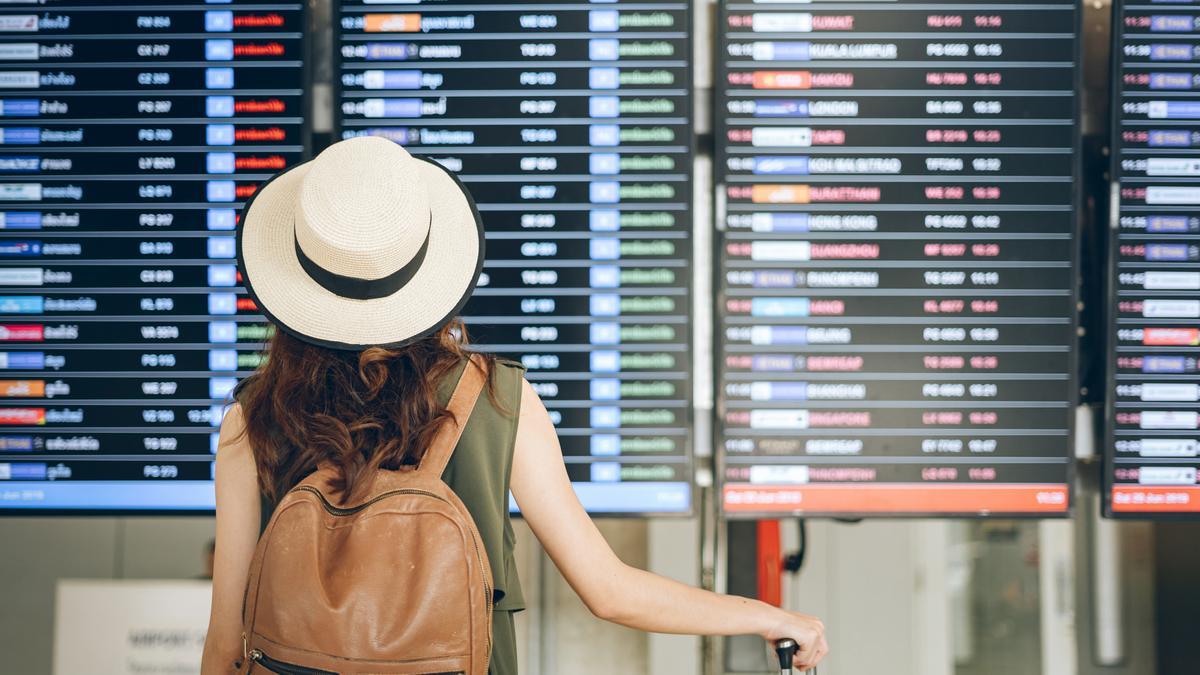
top-left (201, 404), bottom-right (262, 674)
top-left (509, 381), bottom-right (829, 670)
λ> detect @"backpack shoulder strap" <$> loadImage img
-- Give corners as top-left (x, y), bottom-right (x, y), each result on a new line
top-left (418, 353), bottom-right (488, 478)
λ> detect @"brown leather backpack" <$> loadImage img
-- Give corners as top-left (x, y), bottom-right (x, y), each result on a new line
top-left (240, 357), bottom-right (493, 674)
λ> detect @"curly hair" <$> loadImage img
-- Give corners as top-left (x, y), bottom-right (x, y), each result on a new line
top-left (233, 319), bottom-right (494, 504)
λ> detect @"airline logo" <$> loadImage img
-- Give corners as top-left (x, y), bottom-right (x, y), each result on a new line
top-left (0, 44), bottom-right (38, 61)
top-left (0, 296), bottom-right (42, 313)
top-left (0, 267), bottom-right (41, 285)
top-left (0, 71), bottom-right (38, 88)
top-left (0, 183), bottom-right (40, 200)
top-left (1144, 327), bottom-right (1200, 345)
top-left (0, 324), bottom-right (42, 341)
top-left (1140, 439), bottom-right (1199, 457)
top-left (754, 71), bottom-right (811, 89)
top-left (0, 351), bottom-right (43, 368)
top-left (364, 14), bottom-right (421, 33)
top-left (1140, 410), bottom-right (1199, 430)
top-left (0, 379), bottom-right (42, 397)
top-left (0, 17), bottom-right (37, 33)
top-left (0, 435), bottom-right (33, 450)
top-left (0, 407), bottom-right (43, 424)
top-left (0, 128), bottom-right (40, 144)
top-left (752, 13), bottom-right (813, 33)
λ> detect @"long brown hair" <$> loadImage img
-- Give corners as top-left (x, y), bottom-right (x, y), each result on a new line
top-left (234, 318), bottom-right (493, 503)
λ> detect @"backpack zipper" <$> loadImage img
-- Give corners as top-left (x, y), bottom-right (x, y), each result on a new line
top-left (248, 648), bottom-right (463, 675)
top-left (247, 649), bottom-right (334, 675)
top-left (292, 486), bottom-right (493, 668)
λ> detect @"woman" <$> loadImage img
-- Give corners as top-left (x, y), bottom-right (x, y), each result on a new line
top-left (201, 136), bottom-right (828, 673)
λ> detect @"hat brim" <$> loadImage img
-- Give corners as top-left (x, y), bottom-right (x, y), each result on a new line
top-left (237, 155), bottom-right (485, 351)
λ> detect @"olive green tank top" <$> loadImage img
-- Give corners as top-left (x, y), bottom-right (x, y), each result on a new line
top-left (434, 356), bottom-right (526, 612)
top-left (252, 356), bottom-right (527, 616)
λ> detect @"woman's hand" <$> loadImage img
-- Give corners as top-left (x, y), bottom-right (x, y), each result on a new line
top-left (763, 609), bottom-right (829, 671)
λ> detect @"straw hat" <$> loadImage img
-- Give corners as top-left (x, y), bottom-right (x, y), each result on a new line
top-left (237, 136), bottom-right (484, 350)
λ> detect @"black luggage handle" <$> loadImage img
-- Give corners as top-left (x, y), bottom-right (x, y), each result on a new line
top-left (774, 638), bottom-right (816, 675)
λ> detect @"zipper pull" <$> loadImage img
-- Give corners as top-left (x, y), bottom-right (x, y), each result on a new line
top-left (242, 632), bottom-right (248, 661)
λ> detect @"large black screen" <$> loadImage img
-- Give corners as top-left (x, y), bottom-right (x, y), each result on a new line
top-left (714, 0), bottom-right (1079, 516)
top-left (1107, 0), bottom-right (1200, 518)
top-left (334, 1), bottom-right (695, 514)
top-left (0, 1), bottom-right (307, 512)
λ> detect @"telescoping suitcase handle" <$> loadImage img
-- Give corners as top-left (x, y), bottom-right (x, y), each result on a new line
top-left (774, 638), bottom-right (817, 675)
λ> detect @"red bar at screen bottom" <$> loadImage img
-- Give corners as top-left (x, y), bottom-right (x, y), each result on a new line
top-left (1112, 486), bottom-right (1200, 513)
top-left (723, 484), bottom-right (1070, 514)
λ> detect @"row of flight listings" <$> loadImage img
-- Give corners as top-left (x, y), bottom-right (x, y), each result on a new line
top-left (0, 0), bottom-right (1191, 520)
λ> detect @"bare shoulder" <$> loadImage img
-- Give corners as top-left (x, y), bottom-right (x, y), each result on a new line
top-left (221, 400), bottom-right (245, 428)
top-left (518, 377), bottom-right (547, 416)
top-left (514, 377), bottom-right (559, 448)
top-left (216, 403), bottom-right (252, 462)
top-left (219, 401), bottom-right (246, 437)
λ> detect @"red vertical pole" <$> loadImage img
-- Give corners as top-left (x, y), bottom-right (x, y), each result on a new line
top-left (756, 519), bottom-right (782, 607)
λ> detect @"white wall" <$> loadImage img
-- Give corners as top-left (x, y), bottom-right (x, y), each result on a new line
top-left (0, 516), bottom-right (694, 675)
top-left (511, 518), bottom-right (700, 675)
top-left (0, 517), bottom-right (215, 674)
top-left (730, 520), bottom-right (953, 675)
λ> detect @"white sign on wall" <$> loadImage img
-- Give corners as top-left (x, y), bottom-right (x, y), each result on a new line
top-left (53, 579), bottom-right (211, 675)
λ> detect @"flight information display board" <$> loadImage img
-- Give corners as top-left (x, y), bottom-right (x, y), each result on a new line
top-left (1108, 0), bottom-right (1200, 518)
top-left (715, 0), bottom-right (1078, 516)
top-left (0, 1), bottom-right (307, 512)
top-left (335, 1), bottom-right (694, 514)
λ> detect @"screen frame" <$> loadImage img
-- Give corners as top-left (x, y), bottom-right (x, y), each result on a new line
top-left (330, 1), bottom-right (699, 518)
top-left (711, 0), bottom-right (1083, 519)
top-left (1102, 0), bottom-right (1200, 521)
top-left (0, 1), bottom-right (312, 517)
